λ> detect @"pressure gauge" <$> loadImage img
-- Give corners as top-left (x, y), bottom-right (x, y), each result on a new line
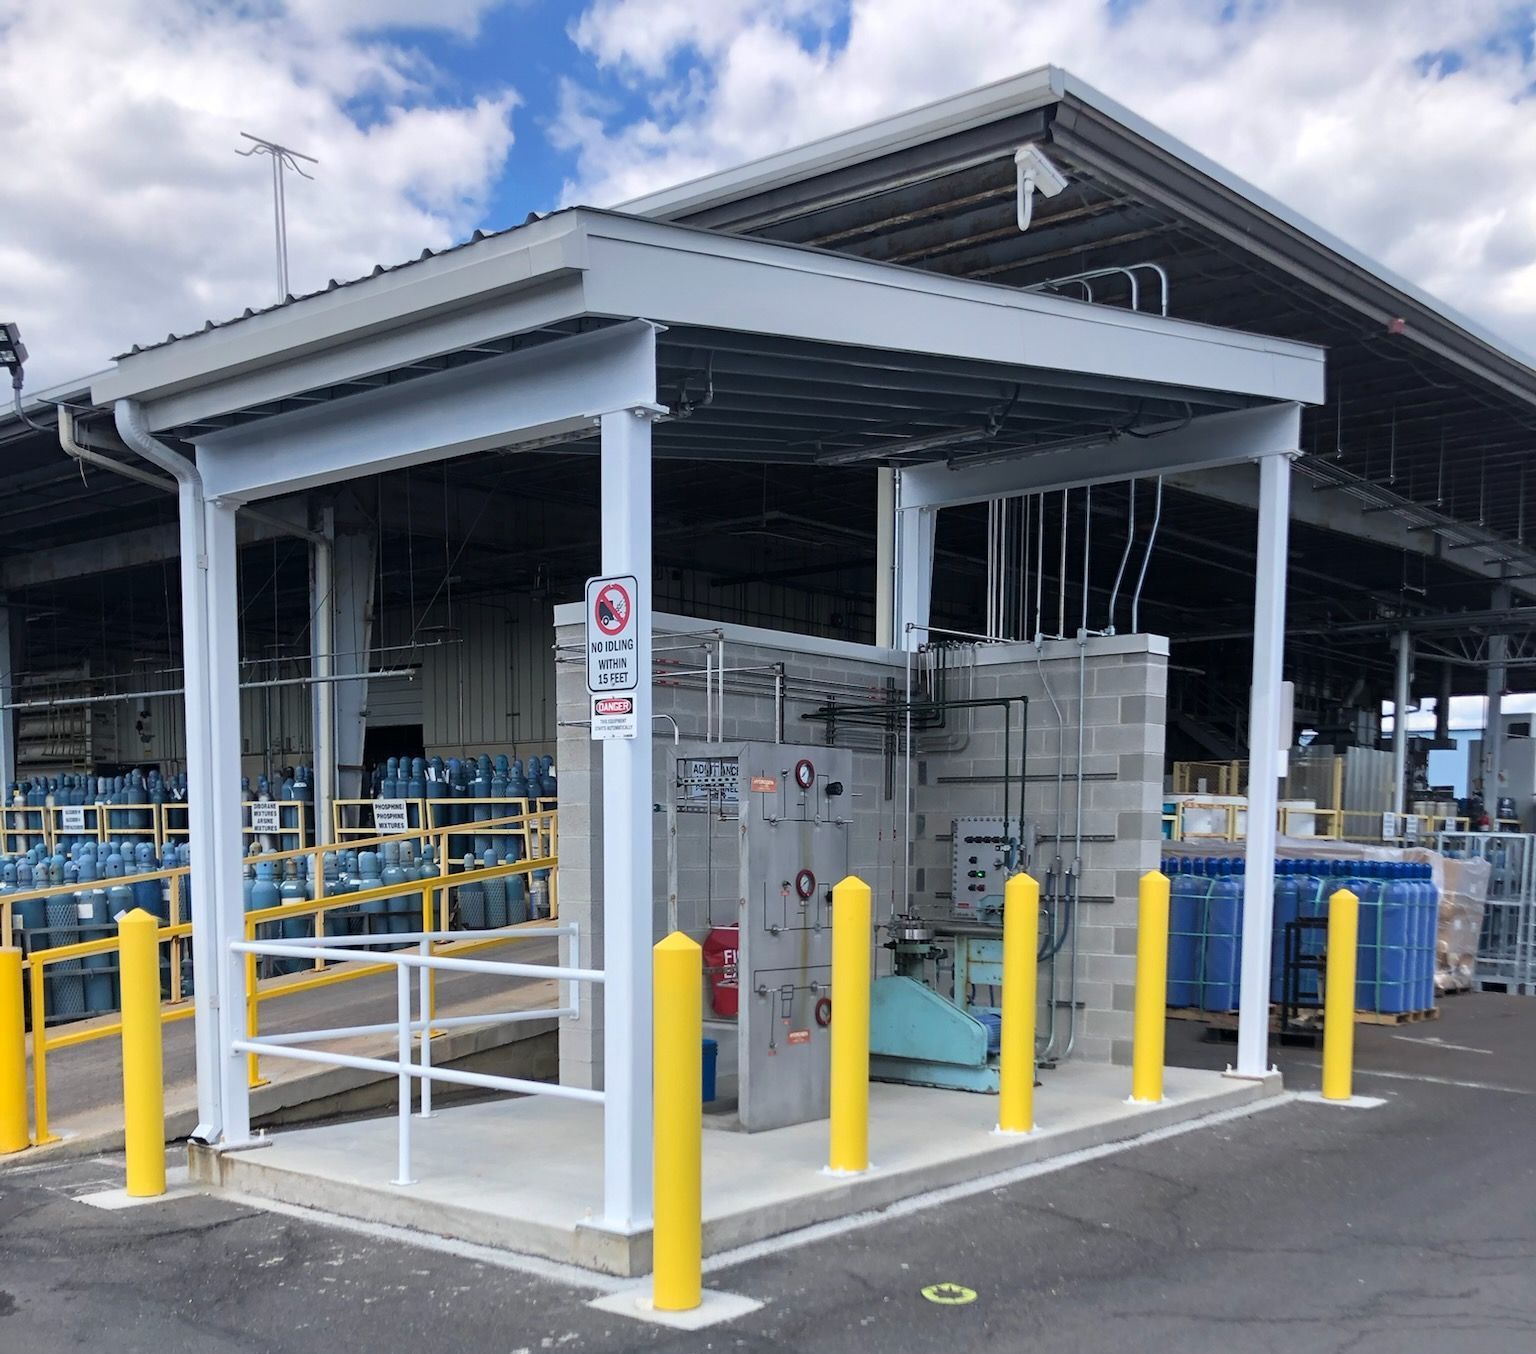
top-left (793, 758), bottom-right (816, 791)
top-left (794, 868), bottom-right (817, 900)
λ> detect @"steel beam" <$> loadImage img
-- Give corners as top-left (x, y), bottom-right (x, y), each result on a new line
top-left (898, 402), bottom-right (1302, 511)
top-left (194, 321), bottom-right (661, 503)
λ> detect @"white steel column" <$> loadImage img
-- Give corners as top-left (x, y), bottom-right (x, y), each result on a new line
top-left (1235, 451), bottom-right (1292, 1079)
top-left (205, 498), bottom-right (253, 1144)
top-left (892, 476), bottom-right (936, 650)
top-left (875, 468), bottom-right (896, 648)
top-left (599, 406), bottom-right (655, 1233)
top-left (1391, 630), bottom-right (1411, 815)
top-left (1485, 583), bottom-right (1510, 819)
top-left (0, 598), bottom-right (16, 805)
top-left (310, 507), bottom-right (336, 844)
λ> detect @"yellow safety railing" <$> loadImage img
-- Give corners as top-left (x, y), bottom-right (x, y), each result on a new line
top-left (6, 805), bottom-right (557, 1149)
top-left (7, 799), bottom-right (318, 857)
top-left (1, 805), bottom-right (51, 856)
top-left (241, 839), bottom-right (558, 1088)
top-left (333, 796), bottom-right (559, 853)
top-left (24, 907), bottom-right (195, 1145)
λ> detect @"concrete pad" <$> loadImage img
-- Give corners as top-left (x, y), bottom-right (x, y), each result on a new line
top-left (587, 1287), bottom-right (764, 1329)
top-left (76, 1166), bottom-right (197, 1209)
top-left (193, 1062), bottom-right (1279, 1276)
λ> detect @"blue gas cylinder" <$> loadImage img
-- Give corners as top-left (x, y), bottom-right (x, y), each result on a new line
top-left (381, 842), bottom-right (411, 935)
top-left (382, 757), bottom-right (400, 800)
top-left (278, 862), bottom-right (308, 973)
top-left (357, 851), bottom-right (385, 938)
top-left (1165, 857), bottom-right (1201, 1007)
top-left (132, 841), bottom-right (162, 919)
top-left (457, 852), bottom-right (486, 930)
top-left (75, 854), bottom-right (116, 1013)
top-left (1270, 859), bottom-right (1299, 1002)
top-left (407, 759), bottom-right (426, 830)
top-left (1201, 858), bottom-right (1243, 1012)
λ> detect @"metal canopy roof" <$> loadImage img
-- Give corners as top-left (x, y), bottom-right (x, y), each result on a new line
top-left (619, 65), bottom-right (1536, 610)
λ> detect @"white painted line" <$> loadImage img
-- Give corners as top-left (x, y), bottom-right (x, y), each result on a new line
top-left (1390, 1035), bottom-right (1492, 1055)
top-left (1296, 1064), bottom-right (1536, 1097)
top-left (702, 1092), bottom-right (1299, 1275)
top-left (588, 1286), bottom-right (763, 1329)
top-left (1294, 1091), bottom-right (1387, 1110)
top-left (220, 1191), bottom-right (630, 1293)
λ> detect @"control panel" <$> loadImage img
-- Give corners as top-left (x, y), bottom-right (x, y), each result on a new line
top-left (736, 742), bottom-right (852, 1132)
top-left (950, 816), bottom-right (1032, 921)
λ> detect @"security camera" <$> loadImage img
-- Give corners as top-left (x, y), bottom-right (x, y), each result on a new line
top-left (1013, 144), bottom-right (1069, 232)
top-left (1014, 144), bottom-right (1069, 198)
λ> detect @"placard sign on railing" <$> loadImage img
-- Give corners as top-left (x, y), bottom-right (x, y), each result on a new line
top-left (59, 807), bottom-right (86, 832)
top-left (373, 799), bottom-right (410, 834)
top-left (249, 802), bottom-right (282, 834)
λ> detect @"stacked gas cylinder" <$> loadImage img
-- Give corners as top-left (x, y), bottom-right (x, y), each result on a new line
top-left (368, 752), bottom-right (556, 930)
top-left (239, 767), bottom-right (315, 852)
top-left (1, 836), bottom-right (190, 1023)
top-left (1162, 856), bottom-right (1440, 1015)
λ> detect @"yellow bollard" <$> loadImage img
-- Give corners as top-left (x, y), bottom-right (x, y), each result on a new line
top-left (652, 931), bottom-right (702, 1313)
top-left (1131, 870), bottom-right (1171, 1104)
top-left (828, 875), bottom-right (872, 1174)
top-left (1322, 888), bottom-right (1360, 1102)
top-left (997, 872), bottom-right (1040, 1133)
top-left (119, 908), bottom-right (166, 1198)
top-left (0, 949), bottom-right (28, 1153)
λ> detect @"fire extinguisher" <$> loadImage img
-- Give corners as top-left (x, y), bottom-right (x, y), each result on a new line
top-left (702, 925), bottom-right (740, 1017)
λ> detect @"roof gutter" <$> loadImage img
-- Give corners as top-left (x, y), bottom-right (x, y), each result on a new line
top-left (59, 405), bottom-right (176, 493)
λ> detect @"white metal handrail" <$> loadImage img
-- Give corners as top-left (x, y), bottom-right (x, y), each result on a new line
top-left (231, 924), bottom-right (601, 1185)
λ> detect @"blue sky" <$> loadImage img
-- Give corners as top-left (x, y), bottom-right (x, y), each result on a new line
top-left (4, 0), bottom-right (1536, 386)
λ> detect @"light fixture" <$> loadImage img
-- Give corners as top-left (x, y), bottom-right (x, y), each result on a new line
top-left (1013, 144), bottom-right (1069, 232)
top-left (0, 321), bottom-right (27, 382)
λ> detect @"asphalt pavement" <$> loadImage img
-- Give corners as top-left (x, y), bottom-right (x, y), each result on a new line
top-left (3, 993), bottom-right (1532, 1353)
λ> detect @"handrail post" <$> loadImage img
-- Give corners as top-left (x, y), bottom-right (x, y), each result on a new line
top-left (1131, 870), bottom-right (1170, 1103)
top-left (828, 875), bottom-right (871, 1174)
top-left (1322, 888), bottom-right (1360, 1102)
top-left (418, 925), bottom-right (433, 1118)
top-left (652, 931), bottom-right (702, 1312)
top-left (997, 873), bottom-right (1039, 1133)
top-left (392, 960), bottom-right (415, 1185)
top-left (120, 908), bottom-right (166, 1198)
top-left (0, 949), bottom-right (28, 1153)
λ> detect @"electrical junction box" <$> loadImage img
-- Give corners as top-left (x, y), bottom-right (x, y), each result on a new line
top-left (950, 816), bottom-right (1032, 921)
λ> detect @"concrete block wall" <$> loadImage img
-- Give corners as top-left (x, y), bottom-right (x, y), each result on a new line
top-left (552, 608), bottom-right (1165, 1085)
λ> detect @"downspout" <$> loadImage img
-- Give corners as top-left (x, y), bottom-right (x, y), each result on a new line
top-left (113, 398), bottom-right (224, 1145)
top-left (59, 406), bottom-right (176, 493)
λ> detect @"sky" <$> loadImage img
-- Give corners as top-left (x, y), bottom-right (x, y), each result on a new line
top-left (4, 0), bottom-right (1536, 390)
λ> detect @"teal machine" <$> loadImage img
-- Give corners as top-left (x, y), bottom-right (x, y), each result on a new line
top-left (869, 816), bottom-right (1032, 1093)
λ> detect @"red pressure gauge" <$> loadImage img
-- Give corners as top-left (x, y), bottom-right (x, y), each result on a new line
top-left (793, 758), bottom-right (816, 791)
top-left (794, 868), bottom-right (817, 900)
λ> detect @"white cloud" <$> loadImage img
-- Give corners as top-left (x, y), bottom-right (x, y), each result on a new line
top-left (559, 0), bottom-right (1536, 354)
top-left (0, 0), bottom-right (517, 389)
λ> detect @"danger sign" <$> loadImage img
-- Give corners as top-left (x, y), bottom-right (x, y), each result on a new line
top-left (585, 573), bottom-right (640, 695)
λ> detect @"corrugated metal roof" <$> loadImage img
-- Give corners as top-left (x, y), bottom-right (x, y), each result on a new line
top-left (115, 212), bottom-right (555, 360)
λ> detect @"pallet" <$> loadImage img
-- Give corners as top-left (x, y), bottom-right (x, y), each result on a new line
top-left (1167, 1004), bottom-right (1438, 1029)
